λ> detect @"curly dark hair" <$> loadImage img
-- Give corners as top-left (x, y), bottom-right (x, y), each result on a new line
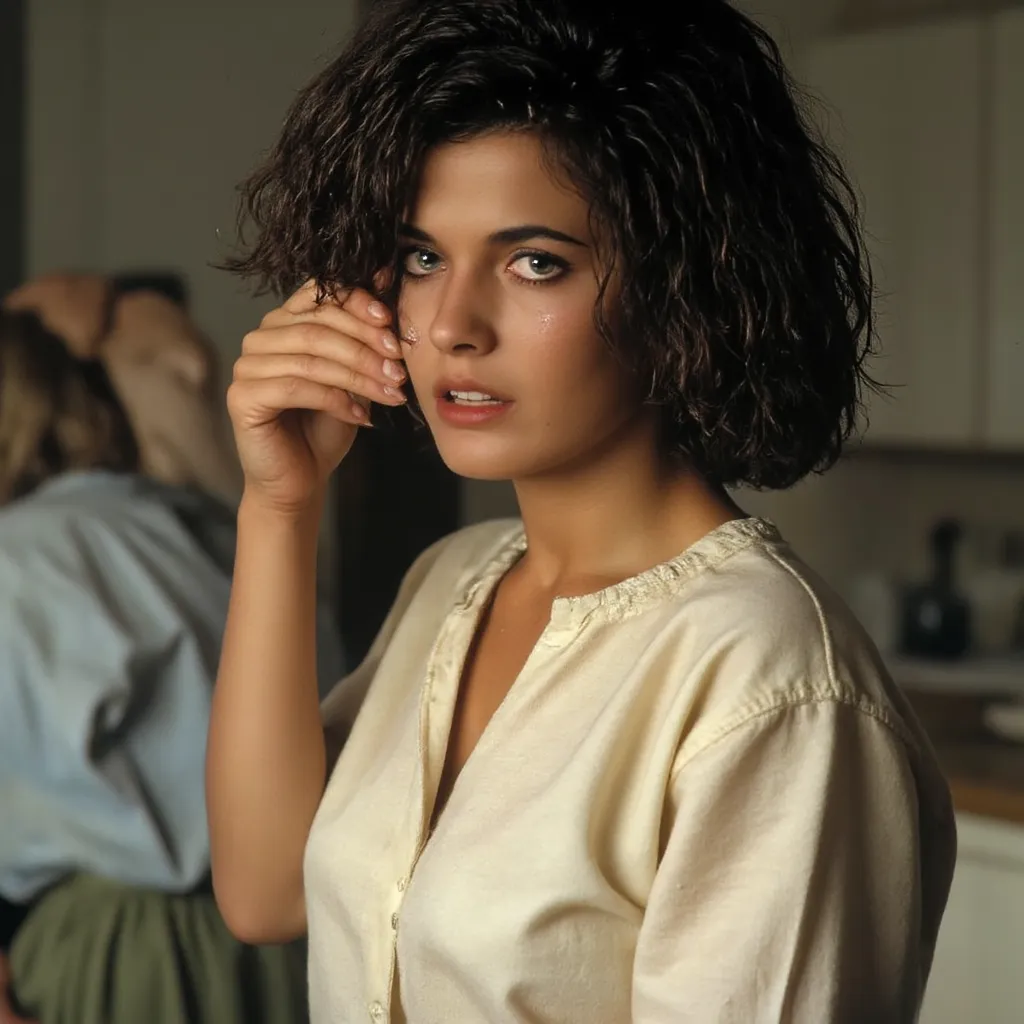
top-left (227, 0), bottom-right (875, 489)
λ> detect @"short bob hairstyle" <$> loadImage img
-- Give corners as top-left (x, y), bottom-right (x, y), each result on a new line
top-left (0, 309), bottom-right (139, 504)
top-left (229, 0), bottom-right (875, 489)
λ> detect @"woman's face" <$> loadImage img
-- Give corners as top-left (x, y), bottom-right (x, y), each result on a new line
top-left (398, 131), bottom-right (649, 482)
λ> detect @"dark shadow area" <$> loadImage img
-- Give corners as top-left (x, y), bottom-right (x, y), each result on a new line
top-left (0, 0), bottom-right (24, 295)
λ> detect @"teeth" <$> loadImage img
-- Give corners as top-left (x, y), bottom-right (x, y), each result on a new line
top-left (449, 390), bottom-right (501, 403)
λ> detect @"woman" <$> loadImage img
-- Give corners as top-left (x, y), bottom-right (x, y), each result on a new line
top-left (0, 309), bottom-right (308, 1024)
top-left (206, 1), bottom-right (957, 1021)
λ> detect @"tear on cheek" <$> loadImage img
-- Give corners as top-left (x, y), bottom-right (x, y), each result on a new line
top-left (395, 297), bottom-right (420, 347)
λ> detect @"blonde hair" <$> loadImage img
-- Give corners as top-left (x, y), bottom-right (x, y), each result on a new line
top-left (0, 310), bottom-right (139, 504)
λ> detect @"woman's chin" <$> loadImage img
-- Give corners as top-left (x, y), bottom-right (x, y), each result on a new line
top-left (436, 454), bottom-right (517, 482)
top-left (432, 436), bottom-right (530, 482)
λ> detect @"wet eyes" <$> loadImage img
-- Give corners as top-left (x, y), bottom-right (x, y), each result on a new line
top-left (404, 249), bottom-right (441, 276)
top-left (400, 247), bottom-right (568, 284)
top-left (513, 253), bottom-right (565, 281)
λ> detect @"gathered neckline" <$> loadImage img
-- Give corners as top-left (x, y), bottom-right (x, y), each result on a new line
top-left (458, 516), bottom-right (781, 630)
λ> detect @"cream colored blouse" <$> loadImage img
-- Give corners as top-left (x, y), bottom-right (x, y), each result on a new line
top-left (305, 517), bottom-right (956, 1024)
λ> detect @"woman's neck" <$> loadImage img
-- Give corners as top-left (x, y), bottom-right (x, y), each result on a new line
top-left (509, 425), bottom-right (745, 596)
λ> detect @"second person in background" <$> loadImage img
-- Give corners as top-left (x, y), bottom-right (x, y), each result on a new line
top-left (0, 308), bottom-right (312, 1024)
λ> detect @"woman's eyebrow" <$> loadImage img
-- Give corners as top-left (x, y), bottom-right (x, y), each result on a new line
top-left (399, 223), bottom-right (587, 247)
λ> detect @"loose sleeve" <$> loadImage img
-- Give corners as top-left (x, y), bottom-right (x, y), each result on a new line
top-left (632, 698), bottom-right (952, 1024)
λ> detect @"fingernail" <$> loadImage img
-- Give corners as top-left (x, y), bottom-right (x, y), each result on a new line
top-left (350, 401), bottom-right (368, 422)
top-left (368, 301), bottom-right (388, 321)
top-left (381, 333), bottom-right (400, 356)
top-left (383, 386), bottom-right (407, 403)
top-left (383, 359), bottom-right (406, 382)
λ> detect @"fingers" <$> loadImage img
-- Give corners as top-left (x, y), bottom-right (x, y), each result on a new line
top-left (227, 375), bottom-right (371, 427)
top-left (241, 317), bottom-right (406, 402)
top-left (241, 281), bottom-right (406, 423)
top-left (344, 285), bottom-right (392, 329)
top-left (255, 301), bottom-right (400, 364)
top-left (243, 294), bottom-right (407, 411)
top-left (234, 347), bottom-right (406, 408)
top-left (280, 279), bottom-right (323, 315)
top-left (281, 281), bottom-right (393, 332)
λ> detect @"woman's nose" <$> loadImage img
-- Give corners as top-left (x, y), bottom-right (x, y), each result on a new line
top-left (427, 272), bottom-right (497, 356)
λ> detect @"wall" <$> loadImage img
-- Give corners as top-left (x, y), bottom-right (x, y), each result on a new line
top-left (25, 0), bottom-right (359, 371)
top-left (738, 0), bottom-right (844, 46)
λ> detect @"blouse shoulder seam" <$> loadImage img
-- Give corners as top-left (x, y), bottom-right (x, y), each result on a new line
top-left (762, 544), bottom-right (839, 690)
top-left (668, 690), bottom-right (913, 784)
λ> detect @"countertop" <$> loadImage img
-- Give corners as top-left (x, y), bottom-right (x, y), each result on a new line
top-left (932, 740), bottom-right (1024, 826)
top-left (904, 689), bottom-right (1024, 826)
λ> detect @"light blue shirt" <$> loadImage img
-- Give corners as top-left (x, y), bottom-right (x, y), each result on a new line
top-left (0, 471), bottom-right (342, 901)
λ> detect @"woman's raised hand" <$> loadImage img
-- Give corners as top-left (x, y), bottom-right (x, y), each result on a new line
top-left (227, 281), bottom-right (407, 515)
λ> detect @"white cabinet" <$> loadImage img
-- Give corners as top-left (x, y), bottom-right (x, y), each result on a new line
top-left (804, 21), bottom-right (985, 448)
top-left (921, 813), bottom-right (1024, 1024)
top-left (985, 9), bottom-right (1024, 448)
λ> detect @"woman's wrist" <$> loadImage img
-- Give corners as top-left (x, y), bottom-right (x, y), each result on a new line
top-left (237, 490), bottom-right (324, 543)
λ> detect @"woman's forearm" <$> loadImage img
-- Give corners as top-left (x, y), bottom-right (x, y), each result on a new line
top-left (205, 495), bottom-right (326, 944)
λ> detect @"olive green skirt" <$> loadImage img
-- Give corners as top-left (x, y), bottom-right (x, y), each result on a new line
top-left (9, 875), bottom-right (307, 1024)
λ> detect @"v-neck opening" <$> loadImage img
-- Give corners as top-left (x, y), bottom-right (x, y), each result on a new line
top-left (410, 513), bottom-right (779, 860)
top-left (358, 514), bottom-right (783, 1023)
top-left (421, 545), bottom-right (540, 843)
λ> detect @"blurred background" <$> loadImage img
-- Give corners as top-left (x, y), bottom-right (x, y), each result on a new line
top-left (1, 0), bottom-right (1023, 1020)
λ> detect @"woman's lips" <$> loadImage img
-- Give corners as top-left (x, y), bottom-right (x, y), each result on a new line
top-left (435, 390), bottom-right (513, 427)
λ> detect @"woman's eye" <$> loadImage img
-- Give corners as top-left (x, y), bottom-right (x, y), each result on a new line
top-left (402, 249), bottom-right (441, 276)
top-left (509, 252), bottom-right (567, 282)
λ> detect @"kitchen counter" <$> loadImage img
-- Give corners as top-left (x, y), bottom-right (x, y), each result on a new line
top-left (905, 689), bottom-right (1024, 826)
top-left (932, 740), bottom-right (1024, 826)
